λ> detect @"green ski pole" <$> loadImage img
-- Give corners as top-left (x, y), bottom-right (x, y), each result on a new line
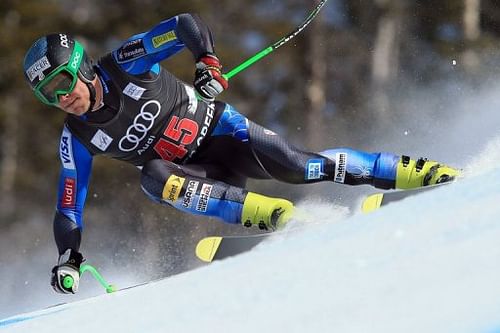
top-left (71, 264), bottom-right (117, 293)
top-left (222, 0), bottom-right (328, 81)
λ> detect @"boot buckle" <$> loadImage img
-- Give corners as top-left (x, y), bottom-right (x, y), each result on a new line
top-left (402, 155), bottom-right (410, 167)
top-left (416, 158), bottom-right (427, 172)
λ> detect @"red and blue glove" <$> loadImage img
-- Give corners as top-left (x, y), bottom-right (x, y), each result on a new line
top-left (194, 53), bottom-right (228, 102)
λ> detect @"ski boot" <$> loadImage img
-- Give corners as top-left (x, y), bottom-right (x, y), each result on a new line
top-left (395, 155), bottom-right (460, 189)
top-left (241, 192), bottom-right (294, 231)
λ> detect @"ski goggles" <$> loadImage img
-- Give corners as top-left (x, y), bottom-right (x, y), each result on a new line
top-left (33, 41), bottom-right (84, 106)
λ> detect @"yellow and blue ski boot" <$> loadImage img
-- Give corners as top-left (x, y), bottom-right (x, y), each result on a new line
top-left (241, 192), bottom-right (294, 231)
top-left (395, 155), bottom-right (460, 189)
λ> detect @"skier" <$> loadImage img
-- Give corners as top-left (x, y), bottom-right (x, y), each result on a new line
top-left (23, 13), bottom-right (459, 294)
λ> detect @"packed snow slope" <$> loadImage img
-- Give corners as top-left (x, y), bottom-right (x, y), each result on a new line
top-left (2, 139), bottom-right (500, 333)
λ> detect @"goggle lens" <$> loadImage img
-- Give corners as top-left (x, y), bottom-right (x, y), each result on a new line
top-left (39, 71), bottom-right (76, 104)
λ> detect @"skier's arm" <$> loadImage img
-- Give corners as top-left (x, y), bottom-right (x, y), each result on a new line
top-left (113, 13), bottom-right (216, 73)
top-left (175, 13), bottom-right (216, 60)
top-left (53, 125), bottom-right (93, 254)
top-left (175, 13), bottom-right (228, 101)
top-left (51, 125), bottom-right (93, 294)
top-left (112, 13), bottom-right (227, 100)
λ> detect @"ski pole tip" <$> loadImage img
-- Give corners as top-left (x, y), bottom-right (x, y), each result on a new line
top-left (106, 284), bottom-right (118, 293)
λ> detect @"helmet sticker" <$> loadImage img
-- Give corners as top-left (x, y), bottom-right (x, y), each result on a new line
top-left (59, 34), bottom-right (70, 48)
top-left (26, 56), bottom-right (51, 82)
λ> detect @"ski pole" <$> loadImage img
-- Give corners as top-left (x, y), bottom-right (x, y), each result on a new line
top-left (222, 0), bottom-right (328, 81)
top-left (66, 264), bottom-right (117, 293)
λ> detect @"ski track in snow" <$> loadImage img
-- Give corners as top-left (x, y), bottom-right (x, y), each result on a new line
top-left (2, 138), bottom-right (500, 333)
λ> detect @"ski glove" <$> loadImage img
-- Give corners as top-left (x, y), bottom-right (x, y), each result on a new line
top-left (50, 249), bottom-right (83, 294)
top-left (194, 53), bottom-right (228, 102)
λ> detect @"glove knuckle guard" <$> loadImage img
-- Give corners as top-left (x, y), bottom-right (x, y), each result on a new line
top-left (194, 54), bottom-right (228, 100)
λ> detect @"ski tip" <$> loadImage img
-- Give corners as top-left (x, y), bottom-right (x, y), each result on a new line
top-left (361, 193), bottom-right (384, 213)
top-left (195, 237), bottom-right (223, 263)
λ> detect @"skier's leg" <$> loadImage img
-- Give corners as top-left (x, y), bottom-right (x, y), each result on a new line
top-left (319, 149), bottom-right (460, 189)
top-left (140, 159), bottom-right (293, 230)
top-left (202, 103), bottom-right (331, 184)
top-left (208, 103), bottom-right (459, 189)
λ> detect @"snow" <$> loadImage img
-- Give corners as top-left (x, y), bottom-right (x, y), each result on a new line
top-left (2, 139), bottom-right (500, 333)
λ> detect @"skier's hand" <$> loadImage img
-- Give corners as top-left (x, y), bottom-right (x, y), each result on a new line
top-left (194, 53), bottom-right (228, 102)
top-left (50, 249), bottom-right (83, 294)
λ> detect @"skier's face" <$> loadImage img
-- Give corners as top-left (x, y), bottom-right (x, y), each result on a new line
top-left (57, 78), bottom-right (93, 116)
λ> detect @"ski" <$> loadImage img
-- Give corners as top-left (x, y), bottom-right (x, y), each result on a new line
top-left (196, 183), bottom-right (457, 262)
top-left (361, 182), bottom-right (454, 213)
top-left (195, 233), bottom-right (272, 263)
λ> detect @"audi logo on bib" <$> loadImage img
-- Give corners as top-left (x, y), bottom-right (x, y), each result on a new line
top-left (119, 100), bottom-right (161, 152)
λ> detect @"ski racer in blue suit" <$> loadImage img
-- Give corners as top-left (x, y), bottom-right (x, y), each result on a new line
top-left (22, 13), bottom-right (460, 294)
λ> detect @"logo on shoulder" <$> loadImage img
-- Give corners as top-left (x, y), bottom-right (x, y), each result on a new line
top-left (116, 39), bottom-right (146, 63)
top-left (152, 31), bottom-right (177, 48)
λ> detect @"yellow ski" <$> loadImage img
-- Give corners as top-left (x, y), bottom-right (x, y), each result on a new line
top-left (195, 236), bottom-right (224, 263)
top-left (195, 234), bottom-right (270, 263)
top-left (361, 193), bottom-right (384, 213)
top-left (361, 182), bottom-right (454, 213)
